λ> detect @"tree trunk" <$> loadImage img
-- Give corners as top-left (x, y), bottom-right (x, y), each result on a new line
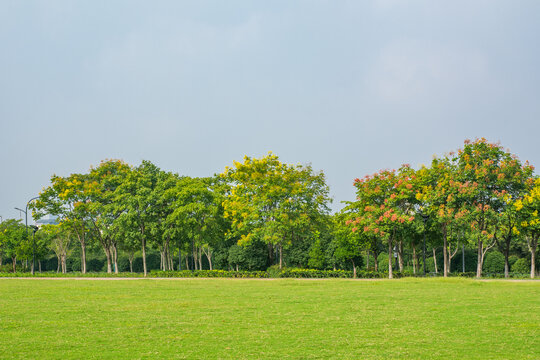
top-left (432, 248), bottom-right (438, 274)
top-left (366, 250), bottom-right (370, 270)
top-left (142, 237), bottom-right (147, 277)
top-left (38, 260), bottom-right (42, 273)
top-left (236, 264), bottom-right (239, 272)
top-left (56, 255), bottom-right (60, 273)
top-left (113, 245), bottom-right (118, 274)
top-left (105, 248), bottom-right (112, 274)
top-left (12, 256), bottom-right (16, 272)
top-left (397, 240), bottom-right (404, 272)
top-left (206, 252), bottom-right (213, 270)
top-left (198, 247), bottom-right (202, 270)
top-left (279, 243), bottom-right (283, 269)
top-left (443, 225), bottom-right (448, 277)
top-left (352, 258), bottom-right (357, 278)
top-left (61, 254), bottom-right (67, 274)
top-left (528, 236), bottom-right (538, 279)
top-left (388, 238), bottom-right (393, 279)
top-left (504, 249), bottom-right (510, 279)
top-left (81, 241), bottom-right (87, 274)
top-left (476, 240), bottom-right (483, 278)
top-left (185, 253), bottom-right (190, 270)
top-left (129, 256), bottom-right (133, 273)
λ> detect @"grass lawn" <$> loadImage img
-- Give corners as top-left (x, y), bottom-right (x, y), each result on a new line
top-left (0, 278), bottom-right (538, 359)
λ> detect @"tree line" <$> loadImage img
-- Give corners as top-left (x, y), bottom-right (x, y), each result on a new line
top-left (0, 139), bottom-right (538, 278)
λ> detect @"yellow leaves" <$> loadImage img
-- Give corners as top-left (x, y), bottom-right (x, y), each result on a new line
top-left (521, 221), bottom-right (528, 227)
top-left (514, 200), bottom-right (523, 211)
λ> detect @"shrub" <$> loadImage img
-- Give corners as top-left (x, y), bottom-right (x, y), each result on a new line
top-left (508, 255), bottom-right (519, 268)
top-left (511, 258), bottom-right (530, 274)
top-left (483, 251), bottom-right (505, 274)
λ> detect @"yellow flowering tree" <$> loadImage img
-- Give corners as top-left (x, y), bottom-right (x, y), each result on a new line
top-left (221, 153), bottom-right (331, 269)
top-left (514, 177), bottom-right (540, 278)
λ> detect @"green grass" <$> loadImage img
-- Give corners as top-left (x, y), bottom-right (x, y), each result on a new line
top-left (0, 278), bottom-right (538, 359)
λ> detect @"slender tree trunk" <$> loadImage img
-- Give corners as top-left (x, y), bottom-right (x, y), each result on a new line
top-left (528, 236), bottom-right (538, 279)
top-left (113, 245), bottom-right (118, 274)
top-left (105, 248), bottom-right (112, 274)
top-left (352, 258), bottom-right (357, 278)
top-left (366, 250), bottom-right (370, 270)
top-left (38, 260), bottom-right (41, 273)
top-left (476, 240), bottom-right (483, 278)
top-left (279, 243), bottom-right (283, 269)
top-left (397, 240), bottom-right (404, 272)
top-left (12, 256), bottom-right (16, 272)
top-left (236, 264), bottom-right (239, 272)
top-left (185, 253), bottom-right (189, 270)
top-left (129, 256), bottom-right (133, 273)
top-left (504, 247), bottom-right (510, 279)
top-left (443, 225), bottom-right (449, 277)
top-left (206, 252), bottom-right (213, 270)
top-left (433, 248), bottom-right (438, 274)
top-left (388, 238), bottom-right (393, 279)
top-left (373, 248), bottom-right (379, 272)
top-left (142, 237), bottom-right (147, 277)
top-left (56, 255), bottom-right (60, 273)
top-left (160, 250), bottom-right (164, 271)
top-left (81, 241), bottom-right (87, 274)
top-left (198, 247), bottom-right (202, 270)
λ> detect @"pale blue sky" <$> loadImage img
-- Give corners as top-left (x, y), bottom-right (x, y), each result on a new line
top-left (1, 1), bottom-right (539, 220)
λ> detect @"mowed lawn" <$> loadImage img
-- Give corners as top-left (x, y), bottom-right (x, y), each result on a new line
top-left (0, 278), bottom-right (538, 359)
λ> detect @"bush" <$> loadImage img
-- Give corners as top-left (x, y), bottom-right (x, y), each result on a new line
top-left (483, 251), bottom-right (505, 274)
top-left (511, 258), bottom-right (530, 274)
top-left (508, 255), bottom-right (519, 268)
top-left (279, 268), bottom-right (353, 278)
top-left (150, 270), bottom-right (268, 278)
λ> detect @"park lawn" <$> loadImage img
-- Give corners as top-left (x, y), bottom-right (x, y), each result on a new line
top-left (0, 278), bottom-right (538, 359)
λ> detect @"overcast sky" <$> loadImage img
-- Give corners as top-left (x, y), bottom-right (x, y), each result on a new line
top-left (1, 0), bottom-right (539, 222)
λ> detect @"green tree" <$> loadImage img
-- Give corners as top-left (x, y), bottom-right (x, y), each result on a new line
top-left (114, 160), bottom-right (161, 276)
top-left (33, 173), bottom-right (93, 273)
top-left (0, 219), bottom-right (26, 272)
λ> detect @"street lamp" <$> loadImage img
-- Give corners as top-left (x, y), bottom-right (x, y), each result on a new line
top-left (15, 196), bottom-right (40, 275)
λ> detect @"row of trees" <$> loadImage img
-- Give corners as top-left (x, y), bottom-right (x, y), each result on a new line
top-left (341, 138), bottom-right (539, 278)
top-left (0, 140), bottom-right (538, 278)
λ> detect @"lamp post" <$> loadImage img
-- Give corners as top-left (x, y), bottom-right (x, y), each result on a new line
top-left (421, 213), bottom-right (429, 276)
top-left (15, 196), bottom-right (40, 275)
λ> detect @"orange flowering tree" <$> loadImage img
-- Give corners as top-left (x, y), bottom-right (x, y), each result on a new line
top-left (345, 165), bottom-right (417, 279)
top-left (416, 155), bottom-right (476, 277)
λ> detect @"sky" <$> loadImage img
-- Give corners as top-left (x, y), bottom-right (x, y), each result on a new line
top-left (1, 0), bottom-right (540, 222)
